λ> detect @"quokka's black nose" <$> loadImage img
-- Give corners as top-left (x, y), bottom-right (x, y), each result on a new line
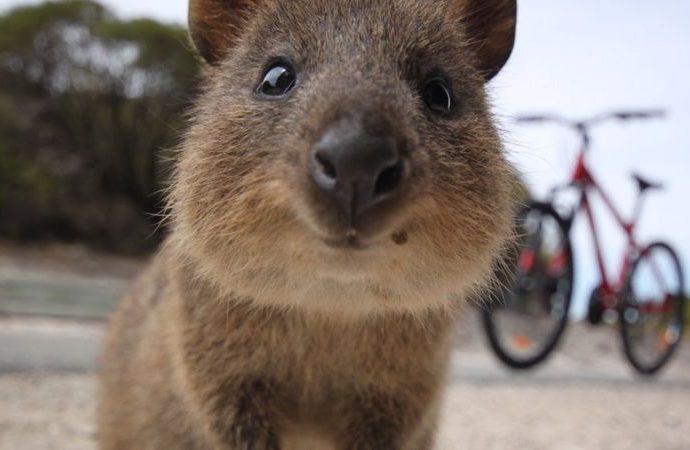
top-left (310, 121), bottom-right (405, 220)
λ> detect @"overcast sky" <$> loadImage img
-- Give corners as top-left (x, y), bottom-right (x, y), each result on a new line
top-left (2, 0), bottom-right (689, 317)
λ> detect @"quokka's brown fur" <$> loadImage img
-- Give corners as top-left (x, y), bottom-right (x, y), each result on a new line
top-left (99, 0), bottom-right (518, 449)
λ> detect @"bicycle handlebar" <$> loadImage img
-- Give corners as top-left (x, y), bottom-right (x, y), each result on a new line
top-left (610, 110), bottom-right (666, 121)
top-left (515, 115), bottom-right (553, 123)
top-left (515, 109), bottom-right (666, 150)
top-left (515, 110), bottom-right (666, 128)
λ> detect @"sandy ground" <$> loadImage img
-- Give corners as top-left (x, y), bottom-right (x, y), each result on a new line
top-left (0, 243), bottom-right (143, 280)
top-left (1, 315), bottom-right (689, 450)
top-left (2, 371), bottom-right (689, 450)
top-left (1, 245), bottom-right (689, 449)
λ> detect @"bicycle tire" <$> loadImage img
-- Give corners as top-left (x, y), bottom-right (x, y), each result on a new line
top-left (481, 200), bottom-right (574, 369)
top-left (620, 242), bottom-right (686, 375)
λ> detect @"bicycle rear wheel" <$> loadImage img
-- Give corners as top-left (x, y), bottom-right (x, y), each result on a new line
top-left (620, 242), bottom-right (686, 375)
top-left (482, 201), bottom-right (574, 369)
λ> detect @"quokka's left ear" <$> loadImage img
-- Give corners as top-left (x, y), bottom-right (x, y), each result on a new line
top-left (449, 0), bottom-right (517, 81)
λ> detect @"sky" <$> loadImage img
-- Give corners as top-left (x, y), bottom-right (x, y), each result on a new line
top-left (2, 0), bottom-right (689, 317)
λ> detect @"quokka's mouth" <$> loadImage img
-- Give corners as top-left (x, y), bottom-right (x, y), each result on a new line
top-left (321, 228), bottom-right (409, 250)
top-left (322, 229), bottom-right (370, 250)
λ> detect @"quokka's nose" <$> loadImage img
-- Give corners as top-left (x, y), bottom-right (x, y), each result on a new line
top-left (310, 124), bottom-right (406, 220)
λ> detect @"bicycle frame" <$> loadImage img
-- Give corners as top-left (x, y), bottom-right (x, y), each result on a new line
top-left (567, 149), bottom-right (643, 304)
top-left (522, 112), bottom-right (673, 314)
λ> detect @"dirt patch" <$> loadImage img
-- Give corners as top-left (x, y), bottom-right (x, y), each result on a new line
top-left (0, 374), bottom-right (96, 450)
top-left (2, 371), bottom-right (689, 450)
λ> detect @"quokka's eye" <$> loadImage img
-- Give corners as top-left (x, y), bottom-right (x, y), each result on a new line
top-left (257, 61), bottom-right (297, 97)
top-left (422, 77), bottom-right (453, 115)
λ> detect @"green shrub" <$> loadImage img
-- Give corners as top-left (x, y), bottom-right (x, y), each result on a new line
top-left (0, 0), bottom-right (200, 253)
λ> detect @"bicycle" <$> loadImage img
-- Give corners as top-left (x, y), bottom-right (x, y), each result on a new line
top-left (481, 110), bottom-right (686, 375)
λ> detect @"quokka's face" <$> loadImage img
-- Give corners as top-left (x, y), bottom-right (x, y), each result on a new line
top-left (172, 0), bottom-right (518, 313)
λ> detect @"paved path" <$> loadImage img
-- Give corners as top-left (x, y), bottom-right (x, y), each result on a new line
top-left (0, 245), bottom-right (135, 319)
top-left (2, 315), bottom-right (689, 450)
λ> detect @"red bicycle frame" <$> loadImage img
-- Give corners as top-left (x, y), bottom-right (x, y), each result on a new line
top-left (570, 150), bottom-right (642, 303)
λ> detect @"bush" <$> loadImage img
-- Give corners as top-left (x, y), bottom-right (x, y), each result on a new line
top-left (0, 0), bottom-right (200, 254)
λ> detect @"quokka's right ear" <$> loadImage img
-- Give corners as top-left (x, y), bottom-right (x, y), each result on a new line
top-left (188, 0), bottom-right (259, 65)
top-left (451, 0), bottom-right (517, 81)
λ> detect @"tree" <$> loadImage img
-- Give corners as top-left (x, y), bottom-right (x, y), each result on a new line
top-left (0, 0), bottom-right (200, 253)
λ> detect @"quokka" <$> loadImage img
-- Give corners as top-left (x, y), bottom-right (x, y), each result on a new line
top-left (99, 0), bottom-right (518, 448)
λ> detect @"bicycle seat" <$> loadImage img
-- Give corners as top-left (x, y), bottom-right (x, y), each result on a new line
top-left (632, 173), bottom-right (663, 192)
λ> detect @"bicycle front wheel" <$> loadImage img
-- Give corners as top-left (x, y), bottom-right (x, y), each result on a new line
top-left (482, 201), bottom-right (574, 369)
top-left (621, 242), bottom-right (686, 375)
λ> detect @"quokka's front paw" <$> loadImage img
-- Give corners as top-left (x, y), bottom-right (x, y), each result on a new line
top-left (223, 379), bottom-right (281, 450)
top-left (346, 426), bottom-right (399, 450)
top-left (231, 419), bottom-right (280, 450)
top-left (338, 393), bottom-right (418, 450)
